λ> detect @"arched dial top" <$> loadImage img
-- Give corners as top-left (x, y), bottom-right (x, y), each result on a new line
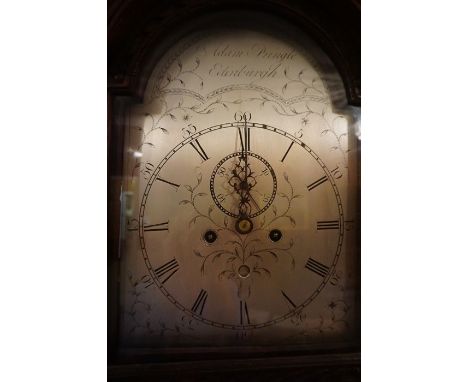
top-left (139, 121), bottom-right (344, 330)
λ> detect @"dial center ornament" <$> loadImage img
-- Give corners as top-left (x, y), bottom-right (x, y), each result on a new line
top-left (210, 151), bottom-right (277, 218)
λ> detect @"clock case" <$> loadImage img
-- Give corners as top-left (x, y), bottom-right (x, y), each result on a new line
top-left (108, 1), bottom-right (360, 380)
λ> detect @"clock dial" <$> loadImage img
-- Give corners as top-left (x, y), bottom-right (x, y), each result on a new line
top-left (138, 120), bottom-right (343, 329)
top-left (119, 23), bottom-right (359, 348)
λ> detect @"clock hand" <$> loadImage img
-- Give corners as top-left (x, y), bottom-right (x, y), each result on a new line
top-left (243, 115), bottom-right (248, 185)
top-left (245, 189), bottom-right (261, 211)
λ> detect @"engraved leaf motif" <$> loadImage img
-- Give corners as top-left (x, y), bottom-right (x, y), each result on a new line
top-left (267, 251), bottom-right (279, 262)
top-left (224, 216), bottom-right (229, 228)
top-left (219, 270), bottom-right (235, 280)
top-left (179, 200), bottom-right (191, 205)
top-left (289, 216), bottom-right (296, 227)
top-left (251, 254), bottom-right (263, 261)
top-left (185, 185), bottom-right (193, 192)
top-left (189, 216), bottom-right (200, 227)
top-left (254, 267), bottom-right (271, 278)
top-left (283, 172), bottom-right (289, 182)
top-left (272, 205), bottom-right (277, 216)
top-left (169, 113), bottom-right (177, 121)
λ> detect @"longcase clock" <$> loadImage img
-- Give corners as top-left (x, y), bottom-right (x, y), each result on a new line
top-left (108, 2), bottom-right (360, 380)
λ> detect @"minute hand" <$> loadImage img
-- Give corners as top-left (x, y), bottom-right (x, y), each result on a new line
top-left (243, 118), bottom-right (248, 184)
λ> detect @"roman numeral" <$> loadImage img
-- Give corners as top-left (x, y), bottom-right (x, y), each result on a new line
top-left (156, 177), bottom-right (180, 189)
top-left (307, 175), bottom-right (328, 191)
top-left (191, 289), bottom-right (208, 315)
top-left (305, 258), bottom-right (330, 277)
top-left (240, 300), bottom-right (250, 325)
top-left (144, 221), bottom-right (169, 231)
top-left (238, 126), bottom-right (250, 152)
top-left (317, 220), bottom-right (340, 230)
top-left (280, 141), bottom-right (294, 162)
top-left (189, 139), bottom-right (209, 161)
top-left (281, 290), bottom-right (297, 309)
top-left (154, 258), bottom-right (179, 284)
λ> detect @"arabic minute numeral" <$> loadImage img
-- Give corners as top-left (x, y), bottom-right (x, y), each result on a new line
top-left (182, 123), bottom-right (197, 138)
top-left (330, 273), bottom-right (340, 286)
top-left (127, 218), bottom-right (138, 231)
top-left (345, 220), bottom-right (355, 231)
top-left (330, 166), bottom-right (343, 179)
top-left (141, 162), bottom-right (155, 179)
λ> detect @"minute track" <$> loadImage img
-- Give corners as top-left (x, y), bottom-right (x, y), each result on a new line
top-left (138, 121), bottom-right (345, 330)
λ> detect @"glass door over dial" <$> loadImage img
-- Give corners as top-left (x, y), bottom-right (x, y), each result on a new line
top-left (119, 24), bottom-right (360, 348)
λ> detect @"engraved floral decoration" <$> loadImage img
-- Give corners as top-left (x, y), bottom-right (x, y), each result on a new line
top-left (288, 271), bottom-right (352, 338)
top-left (160, 57), bottom-right (204, 90)
top-left (227, 95), bottom-right (349, 167)
top-left (282, 67), bottom-right (325, 96)
top-left (125, 273), bottom-right (196, 338)
top-left (179, 171), bottom-right (301, 299)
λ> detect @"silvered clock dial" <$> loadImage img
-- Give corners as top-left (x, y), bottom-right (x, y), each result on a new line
top-left (119, 23), bottom-right (359, 348)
